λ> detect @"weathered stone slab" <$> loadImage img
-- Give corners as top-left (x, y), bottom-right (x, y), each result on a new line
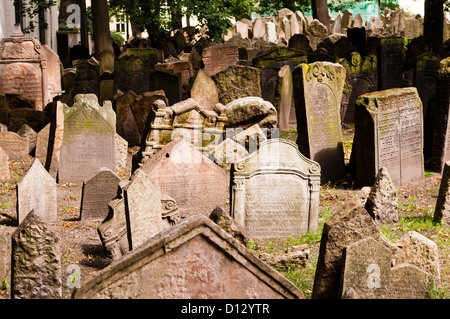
top-left (35, 123), bottom-right (50, 160)
top-left (72, 214), bottom-right (305, 299)
top-left (231, 139), bottom-right (321, 240)
top-left (80, 167), bottom-right (121, 222)
top-left (11, 210), bottom-right (61, 299)
top-left (58, 94), bottom-right (116, 184)
top-left (16, 124), bottom-right (37, 154)
top-left (0, 226), bottom-right (14, 293)
top-left (224, 97), bottom-right (277, 129)
top-left (340, 237), bottom-right (393, 299)
top-left (114, 90), bottom-right (141, 146)
top-left (352, 87), bottom-right (424, 187)
top-left (45, 101), bottom-right (64, 179)
top-left (140, 138), bottom-right (228, 217)
top-left (148, 70), bottom-right (182, 105)
top-left (275, 64), bottom-right (296, 130)
top-left (434, 160), bottom-right (450, 226)
top-left (312, 202), bottom-right (380, 299)
top-left (293, 61), bottom-right (346, 184)
top-left (115, 133), bottom-right (128, 171)
top-left (201, 43), bottom-right (239, 77)
top-left (373, 36), bottom-right (405, 90)
top-left (0, 131), bottom-right (29, 160)
top-left (16, 159), bottom-right (57, 224)
top-left (123, 169), bottom-right (165, 250)
top-left (190, 69), bottom-right (219, 111)
top-left (0, 146), bottom-right (10, 180)
top-left (389, 264), bottom-right (432, 299)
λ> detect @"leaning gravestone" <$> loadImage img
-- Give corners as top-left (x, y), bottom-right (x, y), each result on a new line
top-left (0, 226), bottom-right (14, 293)
top-left (352, 87), bottom-right (424, 187)
top-left (293, 61), bottom-right (346, 184)
top-left (201, 43), bottom-right (239, 77)
top-left (339, 237), bottom-right (392, 299)
top-left (434, 160), bottom-right (450, 226)
top-left (72, 215), bottom-right (305, 299)
top-left (231, 139), bottom-right (321, 239)
top-left (35, 123), bottom-right (50, 161)
top-left (140, 138), bottom-right (228, 218)
top-left (11, 210), bottom-right (61, 299)
top-left (16, 124), bottom-right (37, 154)
top-left (16, 159), bottom-right (57, 224)
top-left (45, 101), bottom-right (64, 179)
top-left (80, 167), bottom-right (122, 222)
top-left (123, 169), bottom-right (165, 250)
top-left (58, 94), bottom-right (116, 184)
top-left (389, 264), bottom-right (432, 299)
top-left (0, 146), bottom-right (9, 180)
top-left (190, 69), bottom-right (220, 111)
top-left (0, 131), bottom-right (29, 160)
top-left (275, 64), bottom-right (296, 130)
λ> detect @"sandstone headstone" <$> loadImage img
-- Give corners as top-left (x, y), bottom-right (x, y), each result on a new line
top-left (72, 214), bottom-right (305, 299)
top-left (365, 167), bottom-right (399, 224)
top-left (16, 159), bottom-right (57, 224)
top-left (312, 203), bottom-right (380, 299)
top-left (154, 60), bottom-right (193, 98)
top-left (352, 87), bottom-right (424, 187)
top-left (114, 90), bottom-right (141, 146)
top-left (123, 169), bottom-right (165, 250)
top-left (0, 131), bottom-right (29, 160)
top-left (35, 123), bottom-right (50, 161)
top-left (80, 168), bottom-right (122, 222)
top-left (434, 160), bottom-right (450, 225)
top-left (374, 36), bottom-right (405, 90)
top-left (115, 133), bottom-right (128, 171)
top-left (211, 137), bottom-right (249, 165)
top-left (201, 43), bottom-right (239, 77)
top-left (389, 264), bottom-right (432, 299)
top-left (148, 70), bottom-right (182, 105)
top-left (11, 210), bottom-right (61, 299)
top-left (339, 237), bottom-right (392, 299)
top-left (224, 97), bottom-right (277, 129)
top-left (0, 146), bottom-right (10, 180)
top-left (305, 19), bottom-right (329, 51)
top-left (190, 69), bottom-right (219, 111)
top-left (58, 94), bottom-right (116, 184)
top-left (140, 138), bottom-right (228, 217)
top-left (45, 101), bottom-right (64, 179)
top-left (16, 124), bottom-right (37, 154)
top-left (231, 139), bottom-right (321, 239)
top-left (72, 59), bottom-right (100, 98)
top-left (293, 61), bottom-right (346, 184)
top-left (0, 226), bottom-right (14, 292)
top-left (275, 64), bottom-right (296, 130)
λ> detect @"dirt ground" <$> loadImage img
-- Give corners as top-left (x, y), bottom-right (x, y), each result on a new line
top-left (0, 131), bottom-right (449, 299)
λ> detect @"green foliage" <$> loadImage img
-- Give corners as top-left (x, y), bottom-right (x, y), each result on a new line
top-left (14, 0), bottom-right (57, 34)
top-left (328, 0), bottom-right (399, 13)
top-left (255, 0), bottom-right (311, 16)
top-left (110, 31), bottom-right (125, 45)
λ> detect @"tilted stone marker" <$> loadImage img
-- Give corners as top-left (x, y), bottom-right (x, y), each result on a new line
top-left (0, 131), bottom-right (29, 161)
top-left (140, 138), bottom-right (228, 217)
top-left (80, 167), bottom-right (122, 222)
top-left (45, 101), bottom-right (64, 179)
top-left (201, 43), bottom-right (239, 77)
top-left (0, 226), bottom-right (14, 294)
top-left (58, 94), bottom-right (116, 184)
top-left (434, 160), bottom-right (450, 226)
top-left (231, 139), bottom-right (321, 240)
top-left (123, 169), bottom-right (165, 250)
top-left (0, 146), bottom-right (10, 180)
top-left (293, 61), bottom-right (346, 184)
top-left (352, 87), bottom-right (424, 187)
top-left (190, 69), bottom-right (220, 111)
top-left (72, 215), bottom-right (305, 299)
top-left (365, 167), bottom-right (399, 224)
top-left (339, 237), bottom-right (392, 299)
top-left (389, 264), bottom-right (432, 299)
top-left (16, 158), bottom-right (57, 224)
top-left (16, 124), bottom-right (37, 154)
top-left (11, 210), bottom-right (61, 299)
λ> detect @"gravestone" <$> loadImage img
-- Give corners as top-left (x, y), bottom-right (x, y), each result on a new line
top-left (114, 48), bottom-right (159, 95)
top-left (0, 147), bottom-right (10, 180)
top-left (114, 90), bottom-right (141, 146)
top-left (347, 27), bottom-right (367, 56)
top-left (45, 101), bottom-right (64, 179)
top-left (339, 52), bottom-right (378, 124)
top-left (80, 167), bottom-right (122, 222)
top-left (372, 36), bottom-right (405, 90)
top-left (0, 226), bottom-right (14, 293)
top-left (11, 210), bottom-right (61, 299)
top-left (365, 167), bottom-right (399, 224)
top-left (231, 139), bottom-right (321, 239)
top-left (17, 124), bottom-right (37, 154)
top-left (17, 159), bottom-right (57, 224)
top-left (312, 202), bottom-right (381, 299)
top-left (224, 97), bottom-right (277, 130)
top-left (0, 132), bottom-right (29, 160)
top-left (339, 237), bottom-right (392, 299)
top-left (35, 123), bottom-right (50, 161)
top-left (190, 69), bottom-right (219, 111)
top-left (201, 43), bottom-right (239, 76)
top-left (293, 61), bottom-right (347, 184)
top-left (352, 87), bottom-right (424, 187)
top-left (154, 60), bottom-right (193, 98)
top-left (72, 59), bottom-right (100, 98)
top-left (140, 138), bottom-right (228, 218)
top-left (389, 264), bottom-right (432, 299)
top-left (58, 94), bottom-right (116, 184)
top-left (288, 34), bottom-right (313, 53)
top-left (130, 90), bottom-right (168, 139)
top-left (72, 214), bottom-right (305, 299)
top-left (148, 70), bottom-right (182, 105)
top-left (274, 65), bottom-right (296, 130)
top-left (123, 169), bottom-right (165, 250)
top-left (434, 160), bottom-right (450, 226)
top-left (212, 65), bottom-right (262, 105)
top-left (115, 133), bottom-right (128, 171)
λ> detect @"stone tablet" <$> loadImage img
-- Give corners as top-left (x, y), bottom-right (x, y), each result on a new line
top-left (58, 94), bottom-right (116, 184)
top-left (0, 132), bottom-right (29, 160)
top-left (11, 210), bottom-right (61, 299)
top-left (434, 160), bottom-right (450, 225)
top-left (374, 36), bottom-right (405, 90)
top-left (35, 123), bottom-right (50, 160)
top-left (389, 264), bottom-right (432, 299)
top-left (231, 139), bottom-right (321, 240)
top-left (16, 159), bottom-right (57, 224)
top-left (148, 70), bottom-right (182, 105)
top-left (293, 61), bottom-right (346, 184)
top-left (80, 168), bottom-right (121, 222)
top-left (16, 124), bottom-right (37, 154)
top-left (123, 170), bottom-right (165, 250)
top-left (201, 43), bottom-right (239, 77)
top-left (0, 226), bottom-right (14, 292)
top-left (190, 69), bottom-right (219, 111)
top-left (72, 215), bottom-right (305, 299)
top-left (140, 138), bottom-right (228, 217)
top-left (0, 146), bottom-right (9, 180)
top-left (352, 87), bottom-right (424, 187)
top-left (340, 237), bottom-right (392, 299)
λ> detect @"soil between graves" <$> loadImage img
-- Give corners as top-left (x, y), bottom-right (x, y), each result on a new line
top-left (0, 131), bottom-right (449, 299)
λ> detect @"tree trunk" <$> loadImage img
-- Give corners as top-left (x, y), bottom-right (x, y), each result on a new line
top-left (79, 0), bottom-right (89, 51)
top-left (424, 0), bottom-right (444, 55)
top-left (91, 0), bottom-right (114, 75)
top-left (128, 0), bottom-right (140, 37)
top-left (311, 0), bottom-right (330, 35)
